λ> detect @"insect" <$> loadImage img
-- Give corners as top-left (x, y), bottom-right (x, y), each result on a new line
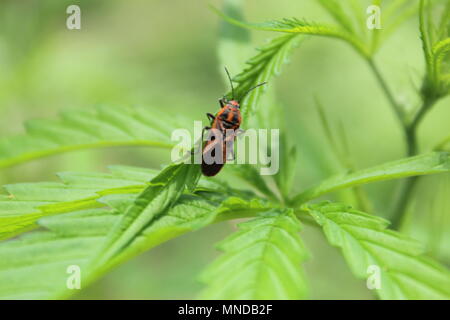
top-left (201, 68), bottom-right (267, 176)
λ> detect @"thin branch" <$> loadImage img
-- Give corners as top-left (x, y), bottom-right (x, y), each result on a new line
top-left (391, 98), bottom-right (437, 228)
top-left (366, 58), bottom-right (406, 127)
top-left (362, 56), bottom-right (444, 229)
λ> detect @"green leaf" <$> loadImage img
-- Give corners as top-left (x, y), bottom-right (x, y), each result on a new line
top-left (303, 202), bottom-right (450, 299)
top-left (110, 195), bottom-right (271, 266)
top-left (212, 6), bottom-right (368, 57)
top-left (228, 33), bottom-right (304, 120)
top-left (420, 0), bottom-right (450, 99)
top-left (319, 0), bottom-right (420, 54)
top-left (384, 1), bottom-right (420, 39)
top-left (225, 164), bottom-right (278, 202)
top-left (0, 193), bottom-right (269, 299)
top-left (216, 9), bottom-right (302, 200)
top-left (200, 209), bottom-right (308, 299)
top-left (0, 106), bottom-right (180, 170)
top-left (0, 165), bottom-right (230, 241)
top-left (291, 152), bottom-right (450, 206)
top-left (215, 0), bottom-right (281, 199)
top-left (215, 3), bottom-right (302, 199)
top-left (216, 1), bottom-right (421, 58)
top-left (0, 194), bottom-right (221, 299)
top-left (433, 38), bottom-right (450, 69)
top-left (316, 0), bottom-right (357, 34)
top-left (92, 163), bottom-right (201, 266)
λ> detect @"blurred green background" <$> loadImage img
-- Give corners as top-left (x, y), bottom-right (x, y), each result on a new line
top-left (0, 0), bottom-right (448, 299)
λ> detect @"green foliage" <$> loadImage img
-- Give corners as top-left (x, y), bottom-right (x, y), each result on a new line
top-left (200, 209), bottom-right (308, 299)
top-left (0, 0), bottom-right (449, 301)
top-left (216, 1), bottom-right (303, 204)
top-left (227, 33), bottom-right (304, 120)
top-left (0, 106), bottom-right (181, 169)
top-left (93, 163), bottom-right (201, 267)
top-left (0, 165), bottom-right (230, 241)
top-left (0, 190), bottom-right (270, 299)
top-left (291, 151), bottom-right (450, 206)
top-left (303, 202), bottom-right (450, 299)
top-left (212, 7), bottom-right (368, 57)
top-left (319, 0), bottom-right (420, 53)
top-left (420, 0), bottom-right (450, 100)
top-left (316, 0), bottom-right (359, 34)
top-left (226, 164), bottom-right (279, 202)
top-left (213, 0), bottom-right (419, 58)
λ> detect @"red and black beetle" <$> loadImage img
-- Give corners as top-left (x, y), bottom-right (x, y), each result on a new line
top-left (201, 68), bottom-right (266, 176)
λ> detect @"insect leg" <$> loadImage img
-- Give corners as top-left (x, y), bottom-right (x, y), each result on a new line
top-left (206, 113), bottom-right (215, 124)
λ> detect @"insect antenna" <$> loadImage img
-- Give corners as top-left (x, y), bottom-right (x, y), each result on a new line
top-left (224, 67), bottom-right (235, 100)
top-left (240, 82), bottom-right (267, 101)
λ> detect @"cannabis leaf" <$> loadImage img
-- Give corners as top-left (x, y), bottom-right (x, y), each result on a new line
top-left (200, 209), bottom-right (308, 299)
top-left (0, 165), bottom-right (230, 241)
top-left (1, 0), bottom-right (448, 301)
top-left (303, 202), bottom-right (450, 299)
top-left (228, 34), bottom-right (304, 120)
top-left (212, 6), bottom-right (367, 57)
top-left (92, 163), bottom-right (201, 267)
top-left (226, 164), bottom-right (279, 202)
top-left (0, 106), bottom-right (182, 170)
top-left (318, 0), bottom-right (419, 54)
top-left (317, 0), bottom-right (358, 34)
top-left (0, 197), bottom-right (203, 299)
top-left (216, 0), bottom-right (303, 203)
top-left (0, 187), bottom-right (270, 299)
top-left (420, 0), bottom-right (450, 100)
top-left (215, 1), bottom-right (421, 59)
top-left (291, 152), bottom-right (450, 206)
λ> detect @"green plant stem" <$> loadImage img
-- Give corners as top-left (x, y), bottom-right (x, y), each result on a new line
top-left (405, 98), bottom-right (435, 156)
top-left (364, 58), bottom-right (443, 229)
top-left (390, 176), bottom-right (419, 228)
top-left (366, 58), bottom-right (406, 128)
top-left (391, 98), bottom-right (437, 228)
top-left (365, 59), bottom-right (411, 228)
